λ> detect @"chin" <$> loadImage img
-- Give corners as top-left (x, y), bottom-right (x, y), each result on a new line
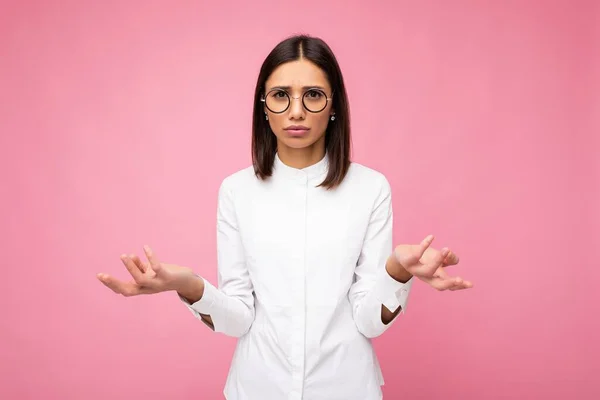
top-left (282, 139), bottom-right (313, 149)
top-left (279, 135), bottom-right (321, 150)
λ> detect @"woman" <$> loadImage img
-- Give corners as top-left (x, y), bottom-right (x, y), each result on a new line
top-left (98, 34), bottom-right (473, 400)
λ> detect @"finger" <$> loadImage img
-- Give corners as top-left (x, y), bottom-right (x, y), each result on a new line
top-left (97, 273), bottom-right (149, 296)
top-left (121, 254), bottom-right (145, 283)
top-left (417, 235), bottom-right (435, 258)
top-left (448, 277), bottom-right (474, 290)
top-left (450, 280), bottom-right (474, 290)
top-left (425, 276), bottom-right (458, 291)
top-left (420, 277), bottom-right (456, 291)
top-left (130, 254), bottom-right (147, 273)
top-left (97, 273), bottom-right (122, 294)
top-left (422, 247), bottom-right (450, 275)
top-left (443, 250), bottom-right (460, 266)
top-left (450, 284), bottom-right (467, 290)
top-left (143, 245), bottom-right (162, 273)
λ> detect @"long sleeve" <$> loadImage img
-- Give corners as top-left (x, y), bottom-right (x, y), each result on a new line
top-left (179, 177), bottom-right (255, 337)
top-left (348, 176), bottom-right (414, 338)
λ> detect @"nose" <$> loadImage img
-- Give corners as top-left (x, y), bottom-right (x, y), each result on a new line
top-left (288, 95), bottom-right (305, 120)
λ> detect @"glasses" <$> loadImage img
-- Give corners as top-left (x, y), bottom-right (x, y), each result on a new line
top-left (261, 88), bottom-right (333, 113)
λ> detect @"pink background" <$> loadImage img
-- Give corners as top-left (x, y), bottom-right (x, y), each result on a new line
top-left (1, 1), bottom-right (598, 399)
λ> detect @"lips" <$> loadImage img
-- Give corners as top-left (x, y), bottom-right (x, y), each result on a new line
top-left (284, 125), bottom-right (310, 136)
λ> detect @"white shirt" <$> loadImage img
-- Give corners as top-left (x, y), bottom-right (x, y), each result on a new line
top-left (181, 153), bottom-right (414, 400)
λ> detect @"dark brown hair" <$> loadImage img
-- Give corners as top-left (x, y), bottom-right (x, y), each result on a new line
top-left (251, 34), bottom-right (351, 190)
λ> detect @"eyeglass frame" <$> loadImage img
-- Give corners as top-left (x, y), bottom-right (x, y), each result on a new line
top-left (260, 88), bottom-right (334, 114)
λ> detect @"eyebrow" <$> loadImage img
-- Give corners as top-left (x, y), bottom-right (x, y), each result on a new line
top-left (268, 85), bottom-right (326, 91)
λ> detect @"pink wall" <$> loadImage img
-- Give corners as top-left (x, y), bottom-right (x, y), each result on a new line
top-left (1, 1), bottom-right (598, 399)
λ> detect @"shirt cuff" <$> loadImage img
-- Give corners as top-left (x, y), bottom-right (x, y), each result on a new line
top-left (374, 268), bottom-right (414, 313)
top-left (178, 276), bottom-right (218, 315)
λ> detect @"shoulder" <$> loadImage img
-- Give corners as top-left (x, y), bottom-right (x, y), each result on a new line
top-left (219, 165), bottom-right (256, 191)
top-left (215, 165), bottom-right (260, 204)
top-left (345, 161), bottom-right (392, 195)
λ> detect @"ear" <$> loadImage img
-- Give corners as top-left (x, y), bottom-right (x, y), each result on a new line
top-left (261, 93), bottom-right (266, 113)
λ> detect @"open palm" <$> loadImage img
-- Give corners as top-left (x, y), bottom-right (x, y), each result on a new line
top-left (394, 235), bottom-right (473, 291)
top-left (97, 245), bottom-right (193, 297)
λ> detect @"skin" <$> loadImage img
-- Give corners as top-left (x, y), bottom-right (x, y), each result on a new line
top-left (263, 59), bottom-right (334, 169)
top-left (97, 58), bottom-right (473, 327)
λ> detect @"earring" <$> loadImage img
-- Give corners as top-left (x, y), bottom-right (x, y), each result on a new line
top-left (330, 115), bottom-right (335, 121)
top-left (265, 114), bottom-right (269, 120)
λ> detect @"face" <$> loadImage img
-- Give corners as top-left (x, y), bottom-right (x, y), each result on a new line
top-left (263, 59), bottom-right (335, 152)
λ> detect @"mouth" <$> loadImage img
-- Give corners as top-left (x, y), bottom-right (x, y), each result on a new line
top-left (284, 125), bottom-right (310, 137)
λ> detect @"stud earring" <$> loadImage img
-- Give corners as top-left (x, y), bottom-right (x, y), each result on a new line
top-left (330, 115), bottom-right (335, 121)
top-left (265, 114), bottom-right (269, 120)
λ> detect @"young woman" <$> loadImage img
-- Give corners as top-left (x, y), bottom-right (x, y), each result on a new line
top-left (98, 34), bottom-right (473, 400)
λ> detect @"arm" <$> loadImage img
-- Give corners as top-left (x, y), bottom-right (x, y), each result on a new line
top-left (381, 258), bottom-right (413, 324)
top-left (178, 178), bottom-right (255, 337)
top-left (177, 275), bottom-right (214, 329)
top-left (348, 176), bottom-right (414, 338)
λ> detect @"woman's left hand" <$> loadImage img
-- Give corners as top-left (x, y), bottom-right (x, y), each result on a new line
top-left (387, 235), bottom-right (473, 291)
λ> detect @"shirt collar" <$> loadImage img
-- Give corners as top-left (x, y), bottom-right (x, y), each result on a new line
top-left (273, 152), bottom-right (329, 181)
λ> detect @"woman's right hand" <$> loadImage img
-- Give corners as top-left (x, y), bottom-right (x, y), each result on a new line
top-left (97, 245), bottom-right (198, 297)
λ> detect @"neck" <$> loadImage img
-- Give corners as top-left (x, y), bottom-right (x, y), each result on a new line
top-left (277, 141), bottom-right (326, 169)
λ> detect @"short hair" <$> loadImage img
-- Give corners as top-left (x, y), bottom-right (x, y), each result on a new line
top-left (251, 34), bottom-right (351, 190)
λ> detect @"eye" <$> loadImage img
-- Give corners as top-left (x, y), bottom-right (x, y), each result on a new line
top-left (270, 90), bottom-right (288, 98)
top-left (305, 89), bottom-right (324, 99)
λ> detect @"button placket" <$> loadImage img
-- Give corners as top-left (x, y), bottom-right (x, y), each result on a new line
top-left (289, 171), bottom-right (308, 398)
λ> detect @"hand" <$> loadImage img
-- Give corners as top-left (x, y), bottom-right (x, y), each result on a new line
top-left (389, 235), bottom-right (473, 291)
top-left (97, 245), bottom-right (196, 297)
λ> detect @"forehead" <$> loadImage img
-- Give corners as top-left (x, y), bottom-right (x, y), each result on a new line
top-left (266, 59), bottom-right (330, 90)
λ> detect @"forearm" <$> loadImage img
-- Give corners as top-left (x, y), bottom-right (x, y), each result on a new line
top-left (178, 273), bottom-right (255, 336)
top-left (350, 260), bottom-right (414, 337)
top-left (380, 257), bottom-right (413, 324)
top-left (177, 274), bottom-right (214, 329)
top-left (380, 304), bottom-right (402, 324)
top-left (177, 273), bottom-right (204, 302)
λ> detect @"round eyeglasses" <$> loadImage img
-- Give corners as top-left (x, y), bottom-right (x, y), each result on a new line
top-left (261, 88), bottom-right (333, 114)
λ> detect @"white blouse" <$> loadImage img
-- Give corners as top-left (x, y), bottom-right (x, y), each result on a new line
top-left (181, 153), bottom-right (414, 400)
